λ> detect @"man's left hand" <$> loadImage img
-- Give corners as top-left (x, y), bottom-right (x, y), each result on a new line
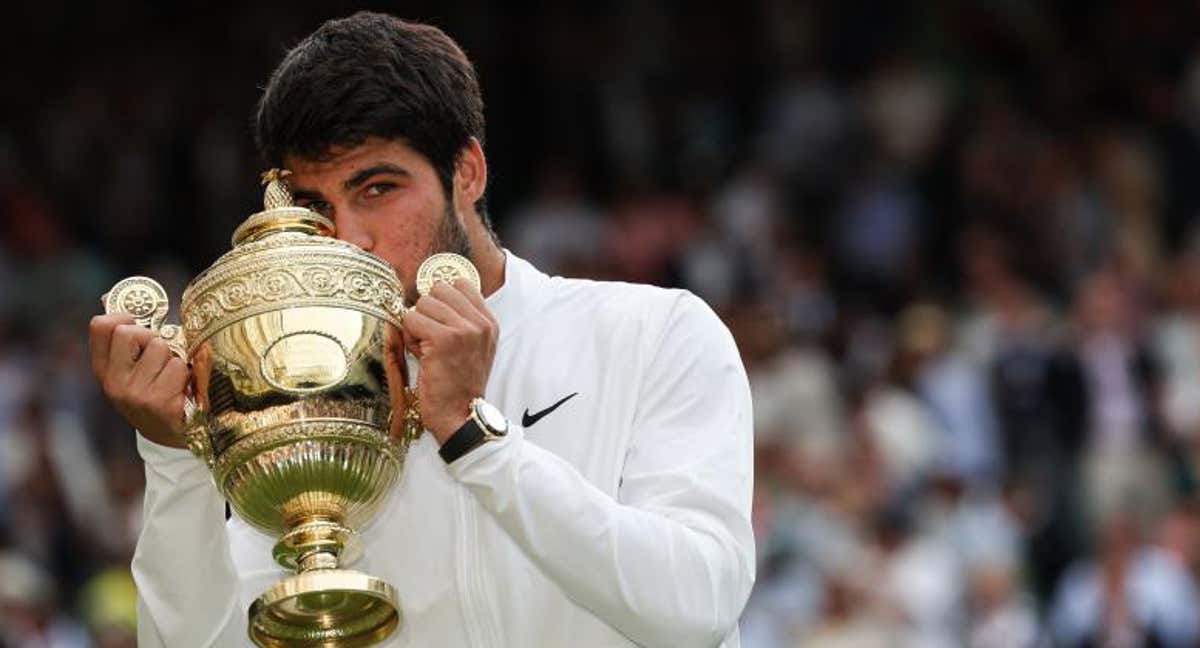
top-left (400, 279), bottom-right (498, 443)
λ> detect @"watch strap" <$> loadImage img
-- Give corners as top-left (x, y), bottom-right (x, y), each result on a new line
top-left (439, 416), bottom-right (485, 464)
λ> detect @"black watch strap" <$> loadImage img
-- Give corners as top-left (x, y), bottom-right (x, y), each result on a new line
top-left (439, 416), bottom-right (485, 464)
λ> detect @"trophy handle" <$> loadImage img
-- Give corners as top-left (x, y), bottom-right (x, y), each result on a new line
top-left (103, 276), bottom-right (212, 466)
top-left (102, 276), bottom-right (185, 356)
top-left (401, 386), bottom-right (423, 441)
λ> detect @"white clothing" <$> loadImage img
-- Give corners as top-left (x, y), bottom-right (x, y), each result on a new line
top-left (1050, 547), bottom-right (1200, 647)
top-left (132, 251), bottom-right (756, 647)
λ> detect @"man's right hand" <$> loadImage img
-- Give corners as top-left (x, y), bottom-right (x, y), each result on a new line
top-left (89, 313), bottom-right (189, 449)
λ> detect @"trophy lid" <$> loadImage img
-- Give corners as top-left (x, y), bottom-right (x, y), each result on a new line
top-left (231, 169), bottom-right (335, 246)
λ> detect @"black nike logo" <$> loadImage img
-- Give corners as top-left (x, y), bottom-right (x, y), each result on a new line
top-left (522, 392), bottom-right (578, 428)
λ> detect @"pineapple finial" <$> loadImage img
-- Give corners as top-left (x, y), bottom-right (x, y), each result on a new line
top-left (260, 168), bottom-right (294, 210)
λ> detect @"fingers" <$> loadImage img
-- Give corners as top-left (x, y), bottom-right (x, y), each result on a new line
top-left (152, 357), bottom-right (190, 420)
top-left (89, 313), bottom-right (135, 378)
top-left (154, 357), bottom-right (189, 392)
top-left (130, 337), bottom-right (173, 391)
top-left (431, 281), bottom-right (494, 333)
top-left (402, 308), bottom-right (453, 344)
top-left (452, 278), bottom-right (497, 328)
top-left (414, 291), bottom-right (471, 329)
top-left (119, 356), bottom-right (189, 435)
top-left (407, 282), bottom-right (499, 346)
top-left (90, 312), bottom-right (190, 447)
top-left (402, 280), bottom-right (499, 363)
top-left (106, 324), bottom-right (157, 391)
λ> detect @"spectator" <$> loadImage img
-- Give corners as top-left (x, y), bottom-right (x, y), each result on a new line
top-left (1050, 512), bottom-right (1200, 648)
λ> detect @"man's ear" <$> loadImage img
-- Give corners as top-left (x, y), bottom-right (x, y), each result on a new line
top-left (454, 137), bottom-right (488, 208)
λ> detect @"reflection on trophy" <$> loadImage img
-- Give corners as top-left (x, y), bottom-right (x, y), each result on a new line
top-left (103, 170), bottom-right (479, 647)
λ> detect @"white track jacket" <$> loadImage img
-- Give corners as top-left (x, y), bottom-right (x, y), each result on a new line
top-left (132, 251), bottom-right (755, 647)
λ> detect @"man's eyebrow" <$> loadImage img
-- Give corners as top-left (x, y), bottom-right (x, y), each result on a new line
top-left (291, 188), bottom-right (325, 203)
top-left (344, 163), bottom-right (411, 191)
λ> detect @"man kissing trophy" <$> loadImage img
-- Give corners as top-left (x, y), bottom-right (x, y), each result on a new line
top-left (89, 12), bottom-right (754, 648)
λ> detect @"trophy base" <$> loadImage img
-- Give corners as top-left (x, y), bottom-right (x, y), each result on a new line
top-left (248, 570), bottom-right (401, 648)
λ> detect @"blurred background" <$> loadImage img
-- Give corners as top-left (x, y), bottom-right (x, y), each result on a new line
top-left (3, 1), bottom-right (1200, 646)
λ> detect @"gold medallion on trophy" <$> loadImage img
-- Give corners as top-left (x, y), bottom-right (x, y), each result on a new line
top-left (103, 276), bottom-right (169, 330)
top-left (415, 252), bottom-right (481, 297)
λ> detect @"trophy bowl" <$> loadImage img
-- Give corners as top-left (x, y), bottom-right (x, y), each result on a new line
top-left (105, 172), bottom-right (423, 647)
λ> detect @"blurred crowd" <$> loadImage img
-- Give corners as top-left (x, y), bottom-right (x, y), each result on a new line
top-left (4, 1), bottom-right (1200, 647)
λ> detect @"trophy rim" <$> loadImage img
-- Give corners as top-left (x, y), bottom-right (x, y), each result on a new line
top-left (248, 569), bottom-right (401, 648)
top-left (178, 237), bottom-right (405, 354)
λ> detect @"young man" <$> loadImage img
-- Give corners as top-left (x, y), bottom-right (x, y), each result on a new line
top-left (88, 12), bottom-right (754, 647)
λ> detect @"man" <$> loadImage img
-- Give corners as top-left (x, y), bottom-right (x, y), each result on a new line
top-left (88, 12), bottom-right (754, 647)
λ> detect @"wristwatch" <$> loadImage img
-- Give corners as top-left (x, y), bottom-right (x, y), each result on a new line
top-left (439, 397), bottom-right (509, 464)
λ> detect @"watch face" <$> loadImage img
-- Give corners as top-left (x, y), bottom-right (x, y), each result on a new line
top-left (475, 399), bottom-right (508, 435)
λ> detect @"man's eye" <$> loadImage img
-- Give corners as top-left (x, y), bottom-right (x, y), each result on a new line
top-left (300, 201), bottom-right (331, 215)
top-left (364, 183), bottom-right (395, 197)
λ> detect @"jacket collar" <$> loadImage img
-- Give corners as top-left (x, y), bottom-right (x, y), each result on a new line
top-left (484, 249), bottom-right (546, 343)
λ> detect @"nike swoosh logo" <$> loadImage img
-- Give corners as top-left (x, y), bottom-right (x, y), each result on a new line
top-left (522, 392), bottom-right (578, 428)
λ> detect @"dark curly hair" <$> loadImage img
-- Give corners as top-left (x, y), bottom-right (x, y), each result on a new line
top-left (255, 12), bottom-right (489, 223)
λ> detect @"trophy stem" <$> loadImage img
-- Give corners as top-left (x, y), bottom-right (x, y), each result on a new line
top-left (273, 517), bottom-right (363, 573)
top-left (298, 550), bottom-right (339, 572)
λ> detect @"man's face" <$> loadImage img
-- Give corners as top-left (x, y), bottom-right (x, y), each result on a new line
top-left (285, 137), bottom-right (470, 305)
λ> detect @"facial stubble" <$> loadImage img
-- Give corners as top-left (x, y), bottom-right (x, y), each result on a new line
top-left (403, 201), bottom-right (473, 307)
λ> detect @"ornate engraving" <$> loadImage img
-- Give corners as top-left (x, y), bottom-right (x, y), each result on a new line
top-left (415, 252), bottom-right (481, 297)
top-left (303, 267), bottom-right (338, 296)
top-left (261, 168), bottom-right (294, 210)
top-left (180, 245), bottom-right (405, 352)
top-left (123, 288), bottom-right (155, 315)
top-left (103, 276), bottom-right (170, 329)
top-left (212, 419), bottom-right (405, 485)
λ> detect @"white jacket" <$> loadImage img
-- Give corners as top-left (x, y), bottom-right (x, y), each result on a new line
top-left (133, 251), bottom-right (755, 647)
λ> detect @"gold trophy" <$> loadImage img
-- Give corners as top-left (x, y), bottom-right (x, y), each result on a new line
top-left (104, 171), bottom-right (478, 647)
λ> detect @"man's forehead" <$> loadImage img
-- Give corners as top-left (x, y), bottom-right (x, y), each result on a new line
top-left (284, 139), bottom-right (423, 188)
top-left (285, 140), bottom-right (384, 173)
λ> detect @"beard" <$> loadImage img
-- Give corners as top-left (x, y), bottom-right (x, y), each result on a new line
top-left (430, 200), bottom-right (473, 260)
top-left (402, 201), bottom-right (473, 307)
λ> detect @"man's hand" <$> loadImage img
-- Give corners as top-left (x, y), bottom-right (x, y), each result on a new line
top-left (89, 313), bottom-right (189, 449)
top-left (401, 279), bottom-right (498, 443)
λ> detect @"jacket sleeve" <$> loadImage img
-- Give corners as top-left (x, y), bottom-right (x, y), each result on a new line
top-left (447, 292), bottom-right (756, 647)
top-left (132, 434), bottom-right (246, 647)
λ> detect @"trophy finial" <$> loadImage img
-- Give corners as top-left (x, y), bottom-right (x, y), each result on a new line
top-left (232, 169), bottom-right (333, 246)
top-left (261, 168), bottom-right (294, 210)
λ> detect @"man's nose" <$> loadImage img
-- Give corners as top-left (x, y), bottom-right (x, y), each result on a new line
top-left (334, 211), bottom-right (375, 251)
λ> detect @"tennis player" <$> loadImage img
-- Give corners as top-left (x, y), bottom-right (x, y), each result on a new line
top-left (88, 12), bottom-right (754, 647)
